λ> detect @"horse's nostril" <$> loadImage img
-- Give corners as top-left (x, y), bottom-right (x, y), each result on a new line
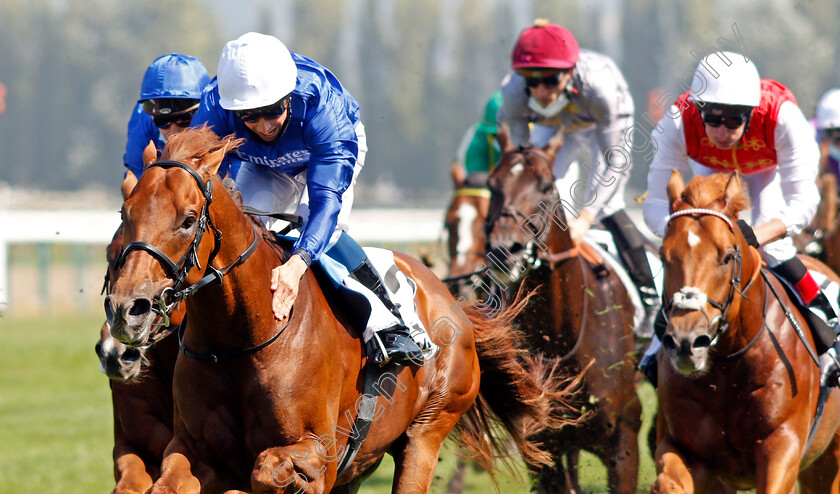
top-left (693, 334), bottom-right (712, 349)
top-left (104, 297), bottom-right (115, 325)
top-left (94, 341), bottom-right (103, 357)
top-left (122, 347), bottom-right (141, 363)
top-left (509, 242), bottom-right (525, 254)
top-left (662, 334), bottom-right (676, 352)
top-left (129, 298), bottom-right (152, 317)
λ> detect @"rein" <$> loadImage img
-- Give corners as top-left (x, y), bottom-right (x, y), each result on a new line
top-left (118, 160), bottom-right (259, 327)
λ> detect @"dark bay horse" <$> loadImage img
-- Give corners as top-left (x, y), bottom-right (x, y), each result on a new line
top-left (95, 223), bottom-right (183, 494)
top-left (443, 168), bottom-right (491, 299)
top-left (654, 170), bottom-right (840, 493)
top-left (105, 126), bottom-right (568, 493)
top-left (484, 127), bottom-right (642, 493)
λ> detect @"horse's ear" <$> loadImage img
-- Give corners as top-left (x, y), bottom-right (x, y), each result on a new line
top-left (495, 123), bottom-right (515, 152)
top-left (544, 126), bottom-right (565, 157)
top-left (667, 169), bottom-right (685, 212)
top-left (120, 170), bottom-right (137, 200)
top-left (723, 172), bottom-right (742, 204)
top-left (142, 141), bottom-right (157, 170)
top-left (195, 135), bottom-right (235, 182)
top-left (722, 172), bottom-right (747, 215)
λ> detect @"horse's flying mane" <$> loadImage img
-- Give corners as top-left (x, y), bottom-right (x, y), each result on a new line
top-left (681, 173), bottom-right (750, 218)
top-left (161, 124), bottom-right (243, 165)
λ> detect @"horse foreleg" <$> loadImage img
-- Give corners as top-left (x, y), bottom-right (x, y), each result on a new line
top-left (606, 419), bottom-right (640, 494)
top-left (150, 434), bottom-right (222, 494)
top-left (112, 451), bottom-right (154, 494)
top-left (755, 431), bottom-right (801, 494)
top-left (391, 424), bottom-right (453, 494)
top-left (651, 437), bottom-right (716, 494)
top-left (149, 452), bottom-right (203, 494)
top-left (251, 439), bottom-right (331, 494)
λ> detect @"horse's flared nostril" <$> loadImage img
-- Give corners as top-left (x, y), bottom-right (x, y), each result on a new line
top-left (122, 346), bottom-right (141, 363)
top-left (94, 341), bottom-right (103, 358)
top-left (129, 298), bottom-right (152, 317)
top-left (104, 296), bottom-right (115, 325)
top-left (509, 242), bottom-right (525, 254)
top-left (662, 334), bottom-right (677, 352)
top-left (693, 334), bottom-right (712, 349)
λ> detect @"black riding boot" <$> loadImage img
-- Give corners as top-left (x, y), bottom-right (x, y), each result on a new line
top-left (601, 210), bottom-right (660, 339)
top-left (638, 307), bottom-right (667, 387)
top-left (770, 257), bottom-right (840, 386)
top-left (350, 259), bottom-right (427, 367)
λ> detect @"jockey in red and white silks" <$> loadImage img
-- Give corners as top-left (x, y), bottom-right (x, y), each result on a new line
top-left (644, 76), bottom-right (819, 267)
top-left (641, 51), bottom-right (840, 387)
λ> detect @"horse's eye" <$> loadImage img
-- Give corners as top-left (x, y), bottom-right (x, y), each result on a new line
top-left (721, 251), bottom-right (734, 265)
top-left (181, 216), bottom-right (196, 229)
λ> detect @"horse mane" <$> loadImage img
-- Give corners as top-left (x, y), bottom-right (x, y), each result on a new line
top-left (681, 173), bottom-right (750, 219)
top-left (160, 124), bottom-right (244, 166)
top-left (157, 125), bottom-right (266, 230)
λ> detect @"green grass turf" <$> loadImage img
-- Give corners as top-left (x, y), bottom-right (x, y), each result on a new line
top-left (0, 314), bottom-right (660, 493)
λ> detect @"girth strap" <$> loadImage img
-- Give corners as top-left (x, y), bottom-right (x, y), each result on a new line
top-left (335, 363), bottom-right (386, 479)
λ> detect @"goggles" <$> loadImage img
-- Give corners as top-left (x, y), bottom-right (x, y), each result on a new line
top-left (825, 128), bottom-right (840, 141)
top-left (235, 96), bottom-right (289, 123)
top-left (524, 72), bottom-right (562, 88)
top-left (699, 105), bottom-right (751, 130)
top-left (153, 111), bottom-right (195, 129)
top-left (143, 98), bottom-right (199, 116)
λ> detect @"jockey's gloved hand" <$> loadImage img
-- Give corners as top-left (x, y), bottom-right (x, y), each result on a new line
top-left (736, 220), bottom-right (759, 248)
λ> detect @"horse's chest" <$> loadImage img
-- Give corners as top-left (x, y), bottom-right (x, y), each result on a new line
top-left (665, 384), bottom-right (781, 462)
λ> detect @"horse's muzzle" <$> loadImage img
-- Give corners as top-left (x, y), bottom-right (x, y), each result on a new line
top-left (662, 328), bottom-right (713, 374)
top-left (105, 294), bottom-right (154, 346)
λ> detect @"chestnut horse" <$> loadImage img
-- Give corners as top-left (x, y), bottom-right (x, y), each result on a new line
top-left (484, 127), bottom-right (642, 493)
top-left (443, 169), bottom-right (491, 299)
top-left (96, 223), bottom-right (184, 494)
top-left (105, 126), bottom-right (566, 493)
top-left (653, 170), bottom-right (840, 493)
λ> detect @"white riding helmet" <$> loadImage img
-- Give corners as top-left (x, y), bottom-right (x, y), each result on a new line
top-left (217, 32), bottom-right (297, 110)
top-left (690, 51), bottom-right (761, 107)
top-left (816, 89), bottom-right (840, 130)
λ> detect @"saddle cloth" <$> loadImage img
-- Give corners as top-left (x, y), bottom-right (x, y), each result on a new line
top-left (584, 228), bottom-right (664, 337)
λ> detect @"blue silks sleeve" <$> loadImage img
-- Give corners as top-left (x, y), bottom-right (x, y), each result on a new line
top-left (291, 85), bottom-right (358, 263)
top-left (123, 103), bottom-right (163, 178)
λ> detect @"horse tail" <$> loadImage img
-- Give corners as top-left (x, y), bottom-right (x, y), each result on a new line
top-left (450, 289), bottom-right (580, 478)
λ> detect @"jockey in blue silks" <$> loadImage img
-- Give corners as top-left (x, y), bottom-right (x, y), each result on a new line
top-left (192, 32), bottom-right (437, 366)
top-left (122, 53), bottom-right (210, 197)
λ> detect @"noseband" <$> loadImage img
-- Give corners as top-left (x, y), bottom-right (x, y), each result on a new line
top-left (661, 208), bottom-right (759, 346)
top-left (116, 160), bottom-right (259, 328)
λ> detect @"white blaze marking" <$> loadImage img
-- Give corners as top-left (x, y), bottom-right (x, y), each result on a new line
top-left (687, 231), bottom-right (700, 248)
top-left (510, 163), bottom-right (525, 176)
top-left (672, 286), bottom-right (708, 311)
top-left (454, 202), bottom-right (478, 267)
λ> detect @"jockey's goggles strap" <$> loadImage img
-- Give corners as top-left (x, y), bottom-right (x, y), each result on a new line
top-left (665, 208), bottom-right (734, 231)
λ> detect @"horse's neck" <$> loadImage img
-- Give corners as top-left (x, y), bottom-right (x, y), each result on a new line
top-left (186, 197), bottom-right (283, 341)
